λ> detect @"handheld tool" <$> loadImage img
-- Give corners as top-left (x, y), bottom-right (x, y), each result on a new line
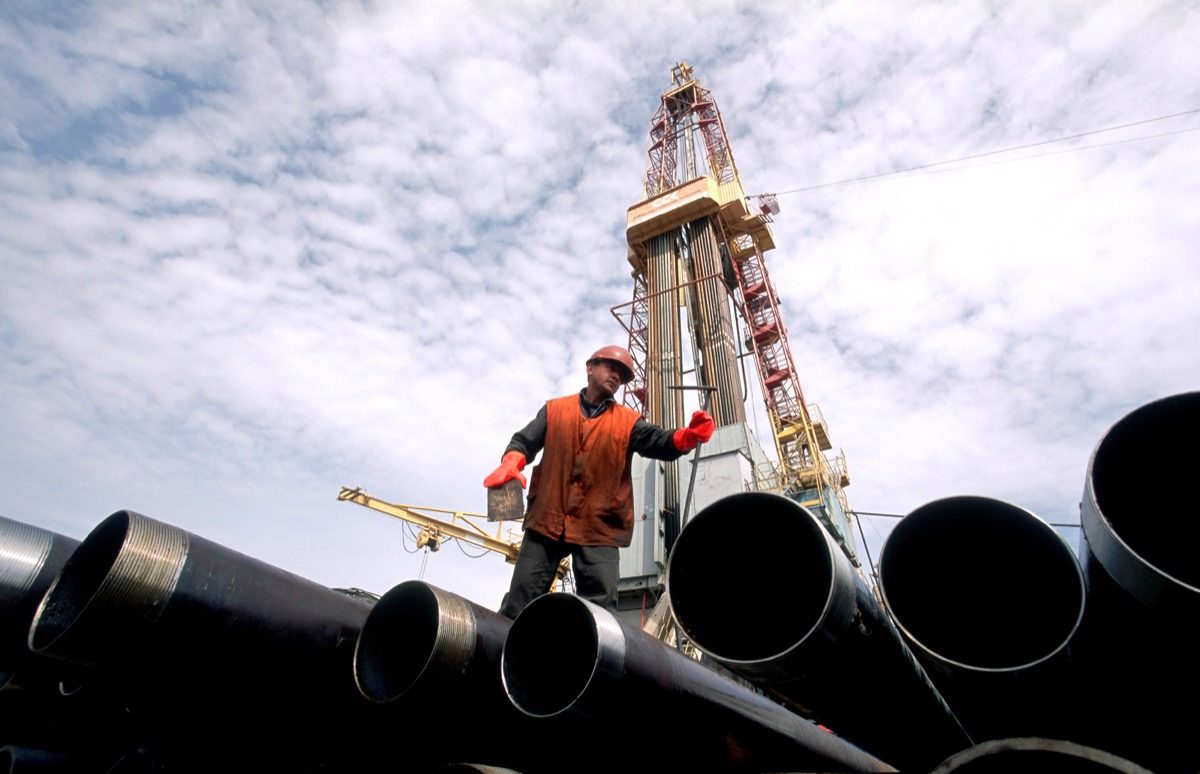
top-left (668, 384), bottom-right (717, 530)
top-left (487, 478), bottom-right (525, 522)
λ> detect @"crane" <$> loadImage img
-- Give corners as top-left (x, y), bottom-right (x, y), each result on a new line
top-left (337, 486), bottom-right (571, 589)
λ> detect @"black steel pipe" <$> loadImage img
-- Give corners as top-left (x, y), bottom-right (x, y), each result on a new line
top-left (353, 580), bottom-right (536, 773)
top-left (0, 746), bottom-right (76, 772)
top-left (0, 518), bottom-right (112, 756)
top-left (666, 492), bottom-right (971, 771)
top-left (0, 517), bottom-right (79, 689)
top-left (1080, 392), bottom-right (1199, 614)
top-left (877, 496), bottom-right (1085, 741)
top-left (355, 580), bottom-right (509, 704)
top-left (502, 591), bottom-right (896, 773)
top-left (929, 737), bottom-right (1154, 774)
top-left (26, 510), bottom-right (379, 769)
top-left (1073, 392), bottom-right (1200, 773)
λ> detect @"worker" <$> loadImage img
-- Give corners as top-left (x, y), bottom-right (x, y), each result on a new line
top-left (484, 344), bottom-right (715, 619)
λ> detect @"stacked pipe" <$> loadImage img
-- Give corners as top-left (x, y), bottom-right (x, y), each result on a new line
top-left (0, 517), bottom-right (79, 691)
top-left (351, 580), bottom-right (545, 773)
top-left (663, 491), bottom-right (972, 771)
top-left (928, 737), bottom-right (1153, 773)
top-left (875, 391), bottom-right (1199, 772)
top-left (1071, 391), bottom-right (1200, 772)
top-left (0, 390), bottom-right (1192, 771)
top-left (0, 517), bottom-right (121, 762)
top-left (877, 496), bottom-right (1086, 743)
top-left (499, 591), bottom-right (895, 772)
top-left (24, 510), bottom-right (385, 772)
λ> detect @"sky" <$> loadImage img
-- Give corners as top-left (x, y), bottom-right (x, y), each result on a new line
top-left (1, 1), bottom-right (1197, 613)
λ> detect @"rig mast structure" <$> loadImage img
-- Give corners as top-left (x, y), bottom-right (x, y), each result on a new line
top-left (612, 62), bottom-right (855, 614)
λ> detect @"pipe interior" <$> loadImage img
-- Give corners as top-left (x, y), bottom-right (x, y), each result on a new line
top-left (502, 594), bottom-right (596, 717)
top-left (1091, 393), bottom-right (1200, 588)
top-left (668, 493), bottom-right (830, 662)
top-left (28, 513), bottom-right (130, 653)
top-left (354, 583), bottom-right (438, 702)
top-left (880, 498), bottom-right (1083, 669)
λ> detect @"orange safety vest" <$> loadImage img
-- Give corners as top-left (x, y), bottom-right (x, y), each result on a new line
top-left (524, 394), bottom-right (641, 547)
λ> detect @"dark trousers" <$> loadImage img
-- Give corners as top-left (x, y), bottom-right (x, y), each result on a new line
top-left (498, 529), bottom-right (619, 619)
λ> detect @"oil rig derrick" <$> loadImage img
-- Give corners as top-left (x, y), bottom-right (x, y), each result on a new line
top-left (612, 62), bottom-right (856, 617)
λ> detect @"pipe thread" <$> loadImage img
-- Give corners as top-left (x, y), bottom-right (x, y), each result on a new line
top-left (94, 512), bottom-right (189, 616)
top-left (427, 583), bottom-right (477, 679)
top-left (0, 516), bottom-right (54, 615)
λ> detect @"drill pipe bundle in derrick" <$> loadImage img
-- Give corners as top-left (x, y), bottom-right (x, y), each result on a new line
top-left (678, 217), bottom-right (744, 428)
top-left (877, 496), bottom-right (1087, 743)
top-left (500, 591), bottom-right (895, 773)
top-left (26, 510), bottom-right (386, 772)
top-left (665, 492), bottom-right (972, 772)
top-left (644, 230), bottom-right (686, 542)
top-left (1071, 391), bottom-right (1200, 773)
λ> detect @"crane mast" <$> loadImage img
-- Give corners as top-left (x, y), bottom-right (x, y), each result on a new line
top-left (612, 63), bottom-right (856, 615)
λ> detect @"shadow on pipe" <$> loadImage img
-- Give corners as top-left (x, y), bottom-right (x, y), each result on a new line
top-left (1074, 392), bottom-right (1200, 773)
top-left (877, 496), bottom-right (1085, 741)
top-left (666, 492), bottom-right (971, 772)
top-left (353, 580), bottom-right (535, 773)
top-left (502, 591), bottom-right (896, 773)
top-left (27, 510), bottom-right (382, 771)
top-left (929, 737), bottom-right (1154, 774)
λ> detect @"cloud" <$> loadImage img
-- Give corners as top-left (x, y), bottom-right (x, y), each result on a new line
top-left (1, 1), bottom-right (1197, 613)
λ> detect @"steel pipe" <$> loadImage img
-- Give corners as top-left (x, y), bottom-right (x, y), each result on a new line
top-left (1080, 392), bottom-right (1199, 614)
top-left (26, 510), bottom-right (379, 769)
top-left (0, 745), bottom-right (152, 774)
top-left (0, 518), bottom-right (110, 757)
top-left (0, 517), bottom-right (79, 689)
top-left (666, 492), bottom-right (970, 771)
top-left (1073, 392), bottom-right (1200, 773)
top-left (929, 737), bottom-right (1154, 774)
top-left (877, 496), bottom-right (1085, 741)
top-left (0, 746), bottom-right (75, 772)
top-left (353, 580), bottom-right (534, 772)
top-left (502, 591), bottom-right (896, 773)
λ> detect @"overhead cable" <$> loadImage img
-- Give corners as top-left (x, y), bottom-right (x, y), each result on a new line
top-left (849, 509), bottom-right (1079, 529)
top-left (757, 108), bottom-right (1200, 198)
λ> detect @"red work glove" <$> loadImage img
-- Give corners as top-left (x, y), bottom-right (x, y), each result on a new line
top-left (483, 451), bottom-right (527, 489)
top-left (673, 410), bottom-right (715, 453)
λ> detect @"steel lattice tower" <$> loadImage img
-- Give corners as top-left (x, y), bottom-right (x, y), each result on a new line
top-left (611, 64), bottom-right (855, 607)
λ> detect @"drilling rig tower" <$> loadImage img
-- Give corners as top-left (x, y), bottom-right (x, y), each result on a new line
top-left (612, 62), bottom-right (856, 619)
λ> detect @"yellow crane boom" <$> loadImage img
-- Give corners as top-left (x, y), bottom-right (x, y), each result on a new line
top-left (337, 486), bottom-right (521, 561)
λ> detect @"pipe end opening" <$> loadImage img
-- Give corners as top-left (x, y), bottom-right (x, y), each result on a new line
top-left (502, 593), bottom-right (597, 717)
top-left (668, 493), bottom-right (833, 662)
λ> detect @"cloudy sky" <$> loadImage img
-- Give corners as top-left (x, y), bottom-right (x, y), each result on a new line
top-left (2, 1), bottom-right (1197, 611)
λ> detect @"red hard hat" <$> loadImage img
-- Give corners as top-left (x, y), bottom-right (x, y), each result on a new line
top-left (587, 345), bottom-right (635, 384)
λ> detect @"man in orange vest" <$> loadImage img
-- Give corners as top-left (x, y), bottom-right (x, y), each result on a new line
top-left (484, 345), bottom-right (715, 619)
